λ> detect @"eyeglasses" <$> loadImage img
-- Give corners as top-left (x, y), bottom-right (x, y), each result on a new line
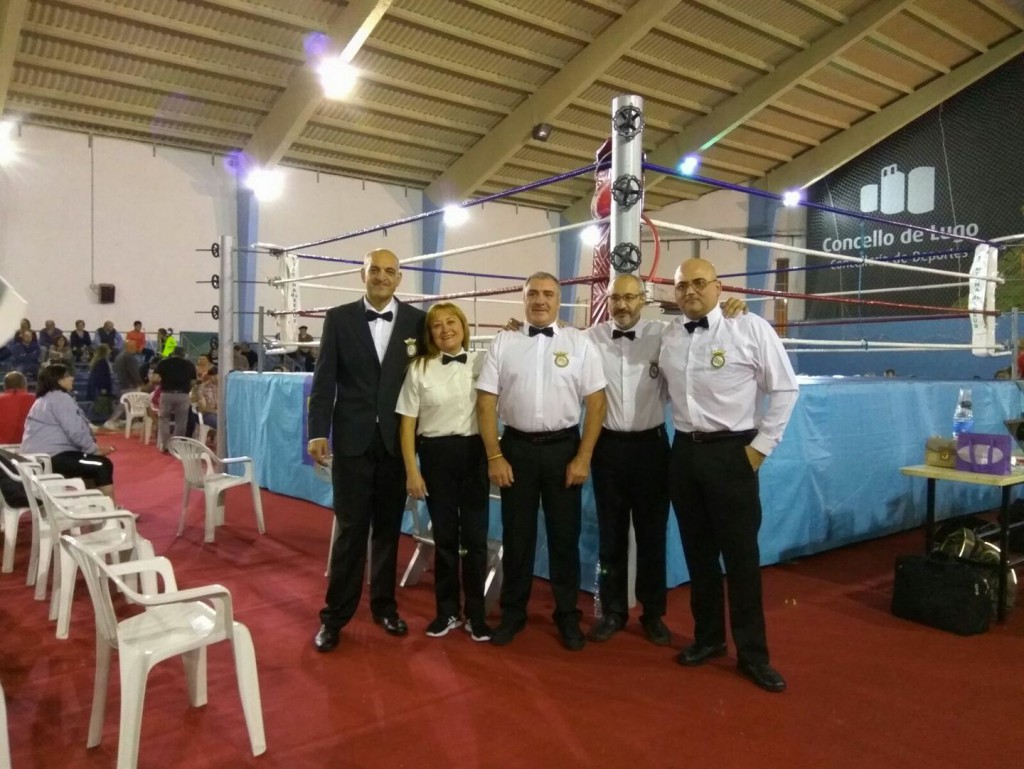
top-left (607, 293), bottom-right (643, 304)
top-left (675, 278), bottom-right (716, 293)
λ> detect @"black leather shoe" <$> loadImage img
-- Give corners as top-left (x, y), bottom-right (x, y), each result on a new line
top-left (559, 621), bottom-right (586, 651)
top-left (737, 660), bottom-right (786, 693)
top-left (586, 614), bottom-right (625, 642)
top-left (373, 614), bottom-right (409, 637)
top-left (490, 616), bottom-right (526, 646)
top-left (313, 625), bottom-right (340, 653)
top-left (640, 616), bottom-right (672, 647)
top-left (676, 642), bottom-right (727, 667)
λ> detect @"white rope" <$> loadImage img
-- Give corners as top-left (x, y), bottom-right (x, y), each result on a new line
top-left (649, 219), bottom-right (1003, 284)
top-left (811, 281), bottom-right (969, 298)
top-left (992, 232), bottom-right (1024, 243)
top-left (794, 348), bottom-right (1010, 355)
top-left (271, 219), bottom-right (600, 287)
top-left (782, 338), bottom-right (1006, 351)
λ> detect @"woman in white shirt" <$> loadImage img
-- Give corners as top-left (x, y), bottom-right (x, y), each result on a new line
top-left (396, 302), bottom-right (491, 642)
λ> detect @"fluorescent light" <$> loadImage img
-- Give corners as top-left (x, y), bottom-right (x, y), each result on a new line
top-left (245, 168), bottom-right (284, 202)
top-left (782, 190), bottom-right (802, 207)
top-left (442, 205), bottom-right (469, 227)
top-left (317, 57), bottom-right (359, 100)
top-left (579, 224), bottom-right (603, 247)
top-left (678, 155), bottom-right (700, 176)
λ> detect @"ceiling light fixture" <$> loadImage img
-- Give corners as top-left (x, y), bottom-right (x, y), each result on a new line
top-left (245, 168), bottom-right (285, 202)
top-left (442, 204), bottom-right (469, 227)
top-left (531, 123), bottom-right (553, 142)
top-left (317, 56), bottom-right (359, 100)
top-left (678, 155), bottom-right (700, 176)
top-left (782, 190), bottom-right (802, 207)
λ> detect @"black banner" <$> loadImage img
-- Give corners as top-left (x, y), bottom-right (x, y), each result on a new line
top-left (805, 56), bottom-right (1023, 318)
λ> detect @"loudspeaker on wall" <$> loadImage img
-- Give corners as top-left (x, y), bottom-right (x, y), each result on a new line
top-left (98, 283), bottom-right (116, 304)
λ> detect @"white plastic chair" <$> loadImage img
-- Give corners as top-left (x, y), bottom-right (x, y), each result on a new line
top-left (399, 488), bottom-right (503, 614)
top-left (0, 678), bottom-right (10, 769)
top-left (192, 404), bottom-right (211, 446)
top-left (1, 458), bottom-right (31, 574)
top-left (38, 482), bottom-right (155, 640)
top-left (315, 458), bottom-right (371, 583)
top-left (119, 392), bottom-right (153, 443)
top-left (61, 534), bottom-right (267, 769)
top-left (168, 438), bottom-right (265, 543)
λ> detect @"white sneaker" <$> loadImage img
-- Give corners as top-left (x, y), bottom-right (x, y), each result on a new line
top-left (425, 615), bottom-right (462, 638)
top-left (464, 619), bottom-right (493, 642)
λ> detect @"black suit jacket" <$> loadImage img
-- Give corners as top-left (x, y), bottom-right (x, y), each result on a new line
top-left (307, 298), bottom-right (425, 457)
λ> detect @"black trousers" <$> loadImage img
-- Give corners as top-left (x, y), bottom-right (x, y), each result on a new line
top-left (499, 429), bottom-right (582, 625)
top-left (51, 451), bottom-right (115, 487)
top-left (669, 433), bottom-right (769, 665)
top-left (591, 427), bottom-right (669, 620)
top-left (418, 435), bottom-right (489, 623)
top-left (321, 430), bottom-right (406, 629)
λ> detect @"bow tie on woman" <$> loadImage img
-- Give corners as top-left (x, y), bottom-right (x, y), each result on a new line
top-left (441, 353), bottom-right (468, 365)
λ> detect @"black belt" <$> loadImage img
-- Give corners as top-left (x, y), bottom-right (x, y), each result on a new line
top-left (677, 429), bottom-right (758, 444)
top-left (503, 426), bottom-right (578, 445)
top-left (418, 434), bottom-right (477, 443)
top-left (601, 426), bottom-right (664, 441)
top-left (162, 390), bottom-right (189, 394)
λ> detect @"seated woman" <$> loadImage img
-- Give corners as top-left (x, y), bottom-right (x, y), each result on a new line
top-left (69, 320), bottom-right (93, 363)
top-left (47, 334), bottom-right (74, 367)
top-left (21, 364), bottom-right (116, 498)
top-left (191, 365), bottom-right (219, 435)
top-left (86, 343), bottom-right (115, 424)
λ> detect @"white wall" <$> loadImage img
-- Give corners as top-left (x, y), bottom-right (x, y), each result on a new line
top-left (0, 126), bottom-right (235, 337)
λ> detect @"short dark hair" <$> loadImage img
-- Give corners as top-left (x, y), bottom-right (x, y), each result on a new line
top-left (36, 364), bottom-right (69, 398)
top-left (133, 321), bottom-right (142, 327)
top-left (3, 371), bottom-right (27, 391)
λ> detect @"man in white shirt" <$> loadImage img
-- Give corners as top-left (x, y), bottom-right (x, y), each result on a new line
top-left (659, 258), bottom-right (798, 693)
top-left (477, 271), bottom-right (607, 650)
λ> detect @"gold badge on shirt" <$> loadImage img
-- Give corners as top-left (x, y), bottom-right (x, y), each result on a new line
top-left (649, 361), bottom-right (660, 379)
top-left (404, 338), bottom-right (417, 357)
top-left (554, 351), bottom-right (570, 368)
top-left (710, 349), bottom-right (726, 369)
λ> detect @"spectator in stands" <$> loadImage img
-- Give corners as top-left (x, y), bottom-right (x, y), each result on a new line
top-left (17, 318), bottom-right (36, 343)
top-left (10, 330), bottom-right (41, 380)
top-left (21, 364), bottom-right (116, 499)
top-left (86, 344), bottom-right (116, 424)
top-left (207, 336), bottom-right (220, 365)
top-left (102, 339), bottom-right (144, 430)
top-left (162, 327), bottom-right (178, 357)
top-left (296, 326), bottom-right (317, 371)
top-left (240, 342), bottom-right (257, 370)
top-left (192, 364), bottom-right (219, 441)
top-left (69, 320), bottom-right (92, 363)
top-left (154, 348), bottom-right (196, 450)
top-left (195, 354), bottom-right (211, 380)
top-left (232, 344), bottom-right (249, 371)
top-left (96, 321), bottom-right (122, 355)
top-left (126, 321), bottom-right (147, 359)
top-left (0, 371), bottom-right (35, 444)
top-left (38, 320), bottom-right (62, 351)
top-left (46, 335), bottom-right (74, 367)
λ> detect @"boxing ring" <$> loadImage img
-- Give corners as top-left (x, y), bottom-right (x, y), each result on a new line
top-left (215, 93), bottom-right (1024, 590)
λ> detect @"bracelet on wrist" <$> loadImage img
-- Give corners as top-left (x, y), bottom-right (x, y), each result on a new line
top-left (487, 453), bottom-right (504, 462)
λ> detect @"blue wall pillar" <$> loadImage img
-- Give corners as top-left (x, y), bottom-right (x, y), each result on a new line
top-left (558, 214), bottom-right (582, 323)
top-left (236, 187), bottom-right (258, 341)
top-left (420, 197), bottom-right (443, 298)
top-left (745, 195), bottom-right (779, 295)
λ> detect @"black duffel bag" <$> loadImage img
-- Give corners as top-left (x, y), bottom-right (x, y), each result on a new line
top-left (892, 552), bottom-right (991, 635)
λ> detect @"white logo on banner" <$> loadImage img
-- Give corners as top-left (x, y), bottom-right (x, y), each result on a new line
top-left (859, 163), bottom-right (935, 215)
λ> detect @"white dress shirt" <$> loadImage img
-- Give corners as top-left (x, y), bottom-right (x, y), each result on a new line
top-left (659, 304), bottom-right (799, 456)
top-left (395, 351), bottom-right (485, 437)
top-left (477, 324), bottom-right (607, 432)
top-left (362, 296), bottom-right (398, 363)
top-left (588, 319), bottom-right (667, 432)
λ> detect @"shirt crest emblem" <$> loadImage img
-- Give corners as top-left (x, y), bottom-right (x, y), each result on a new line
top-left (404, 338), bottom-right (417, 357)
top-left (649, 360), bottom-right (660, 379)
top-left (710, 349), bottom-right (726, 369)
top-left (554, 351), bottom-right (570, 368)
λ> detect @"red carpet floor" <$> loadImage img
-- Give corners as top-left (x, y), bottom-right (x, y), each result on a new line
top-left (1, 433), bottom-right (1022, 769)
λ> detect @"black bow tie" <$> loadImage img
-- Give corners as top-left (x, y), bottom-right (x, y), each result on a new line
top-left (365, 309), bottom-right (393, 322)
top-left (612, 329), bottom-right (636, 341)
top-left (441, 353), bottom-right (467, 365)
top-left (528, 326), bottom-right (554, 338)
top-left (684, 316), bottom-right (709, 334)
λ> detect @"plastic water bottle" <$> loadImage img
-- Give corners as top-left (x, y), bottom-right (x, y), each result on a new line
top-left (593, 561), bottom-right (603, 620)
top-left (952, 387), bottom-right (974, 439)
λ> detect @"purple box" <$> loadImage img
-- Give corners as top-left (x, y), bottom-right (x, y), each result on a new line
top-left (955, 433), bottom-right (1012, 475)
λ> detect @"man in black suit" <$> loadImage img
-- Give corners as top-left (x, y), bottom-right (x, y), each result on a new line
top-left (307, 248), bottom-right (425, 652)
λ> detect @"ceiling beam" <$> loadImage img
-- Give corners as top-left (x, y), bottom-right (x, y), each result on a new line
top-left (0, 0), bottom-right (29, 116)
top-left (423, 0), bottom-right (681, 206)
top-left (562, 0), bottom-right (911, 221)
top-left (974, 0), bottom-right (1024, 29)
top-left (753, 31), bottom-right (1024, 193)
top-left (243, 0), bottom-right (393, 167)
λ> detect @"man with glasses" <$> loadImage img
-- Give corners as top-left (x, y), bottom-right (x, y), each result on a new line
top-left (307, 248), bottom-right (426, 653)
top-left (659, 258), bottom-right (798, 693)
top-left (586, 273), bottom-right (745, 647)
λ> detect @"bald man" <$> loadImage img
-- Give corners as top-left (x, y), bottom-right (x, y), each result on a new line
top-left (307, 248), bottom-right (426, 652)
top-left (659, 258), bottom-right (798, 693)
